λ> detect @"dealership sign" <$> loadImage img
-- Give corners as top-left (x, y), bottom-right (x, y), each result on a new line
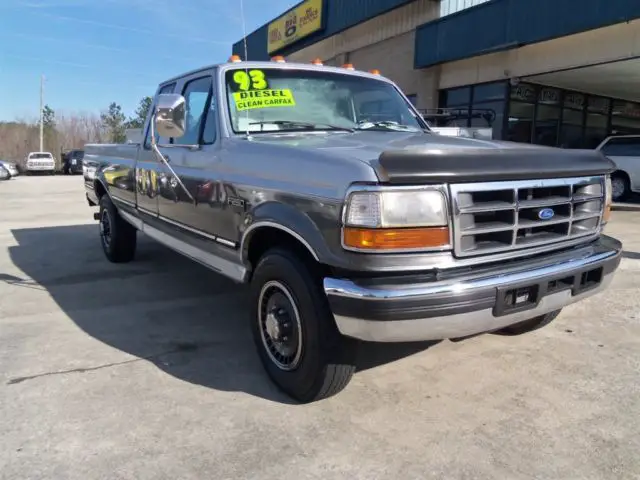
top-left (267, 0), bottom-right (323, 54)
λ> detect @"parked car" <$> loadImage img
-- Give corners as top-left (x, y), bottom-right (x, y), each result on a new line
top-left (25, 152), bottom-right (56, 175)
top-left (62, 149), bottom-right (84, 175)
top-left (0, 164), bottom-right (10, 180)
top-left (0, 159), bottom-right (19, 177)
top-left (596, 134), bottom-right (640, 201)
top-left (83, 58), bottom-right (621, 403)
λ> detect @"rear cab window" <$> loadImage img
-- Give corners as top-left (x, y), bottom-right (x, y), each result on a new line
top-left (29, 153), bottom-right (53, 159)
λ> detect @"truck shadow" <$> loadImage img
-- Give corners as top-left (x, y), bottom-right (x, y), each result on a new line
top-left (7, 224), bottom-right (438, 404)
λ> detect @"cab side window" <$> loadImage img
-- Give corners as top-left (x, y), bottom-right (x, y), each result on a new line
top-left (601, 137), bottom-right (640, 157)
top-left (174, 76), bottom-right (217, 146)
top-left (144, 82), bottom-right (176, 148)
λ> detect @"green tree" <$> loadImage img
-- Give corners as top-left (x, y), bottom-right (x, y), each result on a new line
top-left (42, 104), bottom-right (56, 131)
top-left (126, 96), bottom-right (153, 129)
top-left (101, 102), bottom-right (126, 143)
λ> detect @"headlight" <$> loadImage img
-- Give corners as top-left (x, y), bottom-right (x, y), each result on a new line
top-left (342, 188), bottom-right (450, 252)
top-left (603, 174), bottom-right (612, 225)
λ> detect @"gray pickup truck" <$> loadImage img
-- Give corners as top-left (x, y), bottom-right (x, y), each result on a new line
top-left (83, 59), bottom-right (622, 403)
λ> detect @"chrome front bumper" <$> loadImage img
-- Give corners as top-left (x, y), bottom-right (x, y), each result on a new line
top-left (324, 236), bottom-right (622, 342)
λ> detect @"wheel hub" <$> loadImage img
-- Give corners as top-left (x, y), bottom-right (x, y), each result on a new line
top-left (258, 281), bottom-right (303, 371)
top-left (265, 308), bottom-right (291, 343)
top-left (611, 177), bottom-right (625, 199)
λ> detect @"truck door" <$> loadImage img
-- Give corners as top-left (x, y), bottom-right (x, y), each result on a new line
top-left (156, 72), bottom-right (227, 240)
top-left (135, 82), bottom-right (176, 217)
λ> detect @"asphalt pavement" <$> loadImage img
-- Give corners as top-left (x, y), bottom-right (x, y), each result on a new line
top-left (1, 176), bottom-right (639, 480)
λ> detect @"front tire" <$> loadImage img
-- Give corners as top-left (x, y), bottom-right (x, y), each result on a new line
top-left (250, 248), bottom-right (357, 403)
top-left (494, 309), bottom-right (561, 336)
top-left (98, 195), bottom-right (137, 263)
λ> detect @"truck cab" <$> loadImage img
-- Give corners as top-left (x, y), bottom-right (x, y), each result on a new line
top-left (83, 57), bottom-right (621, 403)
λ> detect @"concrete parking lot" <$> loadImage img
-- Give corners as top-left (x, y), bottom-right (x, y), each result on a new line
top-left (1, 175), bottom-right (639, 480)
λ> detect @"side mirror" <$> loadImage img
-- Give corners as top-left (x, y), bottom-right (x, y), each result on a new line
top-left (155, 93), bottom-right (186, 139)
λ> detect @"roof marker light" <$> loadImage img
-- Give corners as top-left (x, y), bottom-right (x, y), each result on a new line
top-left (311, 58), bottom-right (324, 65)
top-left (369, 69), bottom-right (381, 75)
top-left (228, 55), bottom-right (242, 63)
top-left (271, 56), bottom-right (286, 63)
top-left (342, 63), bottom-right (355, 70)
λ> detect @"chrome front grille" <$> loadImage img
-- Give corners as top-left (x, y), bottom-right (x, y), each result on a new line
top-left (450, 176), bottom-right (605, 257)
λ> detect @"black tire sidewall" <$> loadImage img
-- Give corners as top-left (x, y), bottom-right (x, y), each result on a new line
top-left (99, 196), bottom-right (117, 259)
top-left (611, 175), bottom-right (630, 202)
top-left (250, 249), bottom-right (351, 400)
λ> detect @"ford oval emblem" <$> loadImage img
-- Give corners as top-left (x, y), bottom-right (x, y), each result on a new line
top-left (538, 208), bottom-right (555, 220)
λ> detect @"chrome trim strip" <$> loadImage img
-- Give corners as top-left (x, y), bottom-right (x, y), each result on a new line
top-left (112, 196), bottom-right (136, 208)
top-left (160, 214), bottom-right (218, 241)
top-left (241, 221), bottom-right (320, 261)
top-left (137, 206), bottom-right (158, 217)
top-left (120, 210), bottom-right (246, 282)
top-left (323, 246), bottom-right (620, 301)
top-left (340, 183), bottom-right (453, 254)
top-left (216, 237), bottom-right (237, 248)
top-left (331, 274), bottom-right (614, 342)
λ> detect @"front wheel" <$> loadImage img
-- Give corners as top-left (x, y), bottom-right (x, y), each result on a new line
top-left (494, 309), bottom-right (561, 336)
top-left (249, 248), bottom-right (357, 403)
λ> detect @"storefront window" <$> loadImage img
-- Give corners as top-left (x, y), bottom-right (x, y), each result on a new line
top-left (533, 87), bottom-right (561, 146)
top-left (443, 87), bottom-right (471, 107)
top-left (439, 81), bottom-right (637, 147)
top-left (558, 92), bottom-right (585, 148)
top-left (507, 102), bottom-right (534, 143)
top-left (510, 83), bottom-right (537, 103)
top-left (473, 82), bottom-right (506, 103)
top-left (611, 100), bottom-right (640, 135)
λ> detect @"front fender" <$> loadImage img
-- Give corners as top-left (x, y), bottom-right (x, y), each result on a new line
top-left (241, 201), bottom-right (337, 264)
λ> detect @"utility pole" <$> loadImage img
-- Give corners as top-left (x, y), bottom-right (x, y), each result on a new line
top-left (39, 74), bottom-right (44, 152)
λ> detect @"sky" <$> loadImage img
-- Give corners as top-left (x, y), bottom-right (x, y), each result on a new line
top-left (0, 0), bottom-right (298, 121)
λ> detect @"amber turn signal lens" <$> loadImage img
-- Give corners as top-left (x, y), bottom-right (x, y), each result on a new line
top-left (603, 203), bottom-right (612, 223)
top-left (343, 227), bottom-right (450, 251)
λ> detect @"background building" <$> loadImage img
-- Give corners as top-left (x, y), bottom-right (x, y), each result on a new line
top-left (233, 0), bottom-right (640, 148)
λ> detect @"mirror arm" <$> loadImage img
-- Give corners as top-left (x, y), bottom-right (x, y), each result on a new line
top-left (149, 110), bottom-right (195, 204)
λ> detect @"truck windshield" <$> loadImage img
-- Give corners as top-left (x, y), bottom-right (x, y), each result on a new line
top-left (30, 153), bottom-right (52, 159)
top-left (224, 67), bottom-right (427, 134)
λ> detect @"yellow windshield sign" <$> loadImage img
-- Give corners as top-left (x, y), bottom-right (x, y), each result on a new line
top-left (267, 0), bottom-right (323, 54)
top-left (233, 89), bottom-right (296, 111)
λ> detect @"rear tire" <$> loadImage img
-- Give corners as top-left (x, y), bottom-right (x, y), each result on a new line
top-left (494, 309), bottom-right (561, 336)
top-left (249, 248), bottom-right (357, 403)
top-left (98, 195), bottom-right (137, 263)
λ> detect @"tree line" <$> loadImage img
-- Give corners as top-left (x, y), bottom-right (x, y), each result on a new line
top-left (0, 96), bottom-right (152, 168)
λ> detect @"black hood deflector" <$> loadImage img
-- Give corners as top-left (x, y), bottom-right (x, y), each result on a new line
top-left (377, 148), bottom-right (616, 184)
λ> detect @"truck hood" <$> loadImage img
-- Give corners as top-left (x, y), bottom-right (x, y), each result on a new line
top-left (246, 131), bottom-right (615, 183)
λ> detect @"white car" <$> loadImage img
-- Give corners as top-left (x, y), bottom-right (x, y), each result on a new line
top-left (0, 160), bottom-right (19, 177)
top-left (25, 152), bottom-right (56, 175)
top-left (596, 135), bottom-right (640, 201)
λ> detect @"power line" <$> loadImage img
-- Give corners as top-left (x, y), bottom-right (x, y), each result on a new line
top-left (36, 11), bottom-right (233, 45)
top-left (0, 32), bottom-right (209, 64)
top-left (4, 53), bottom-right (168, 79)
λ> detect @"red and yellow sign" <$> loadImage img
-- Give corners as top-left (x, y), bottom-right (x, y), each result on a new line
top-left (267, 0), bottom-right (323, 55)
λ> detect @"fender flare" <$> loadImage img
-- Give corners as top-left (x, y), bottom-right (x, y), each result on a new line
top-left (240, 202), bottom-right (332, 264)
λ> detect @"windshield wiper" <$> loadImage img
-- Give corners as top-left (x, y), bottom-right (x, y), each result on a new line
top-left (355, 121), bottom-right (422, 132)
top-left (248, 120), bottom-right (354, 132)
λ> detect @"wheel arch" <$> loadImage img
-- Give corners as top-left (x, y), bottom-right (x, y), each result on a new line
top-left (241, 202), bottom-right (334, 278)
